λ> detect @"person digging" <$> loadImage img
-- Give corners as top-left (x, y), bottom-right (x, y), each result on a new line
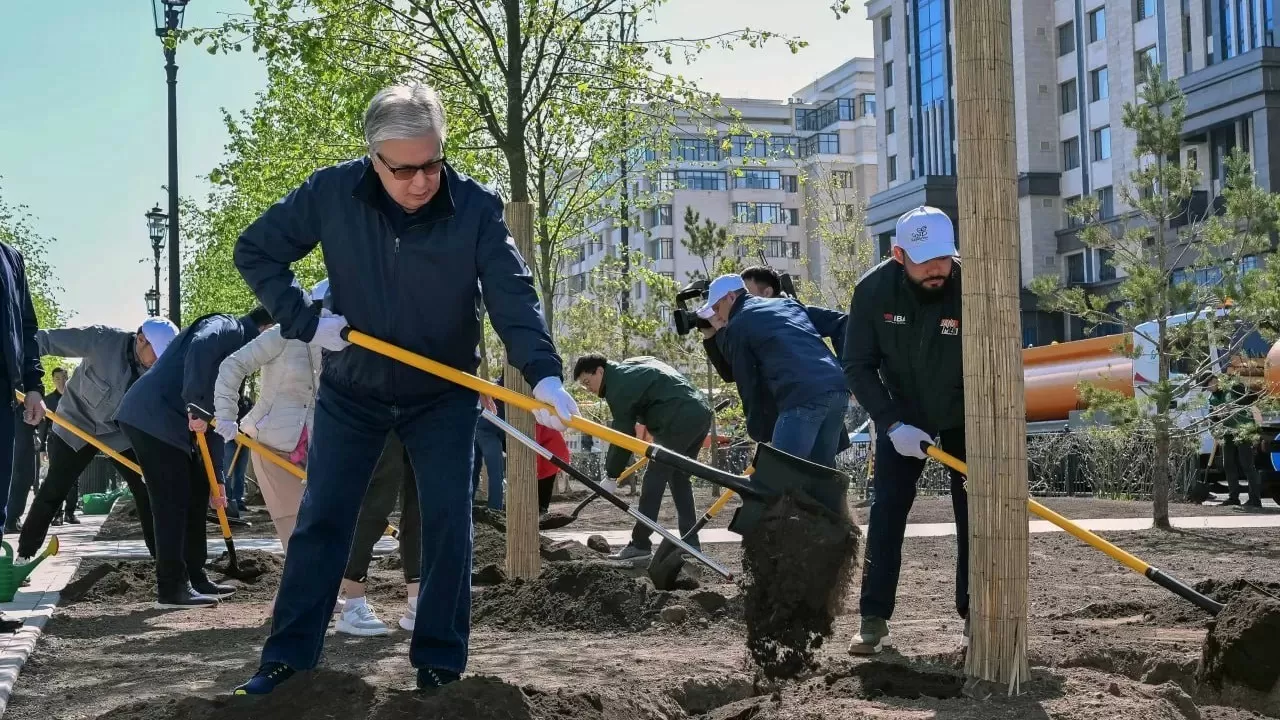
top-left (231, 83), bottom-right (576, 695)
top-left (573, 354), bottom-right (712, 563)
top-left (15, 319), bottom-right (179, 568)
top-left (116, 308), bottom-right (276, 609)
top-left (842, 205), bottom-right (968, 655)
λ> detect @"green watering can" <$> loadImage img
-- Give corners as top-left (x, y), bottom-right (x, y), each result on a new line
top-left (0, 537), bottom-right (58, 602)
top-left (81, 487), bottom-right (127, 515)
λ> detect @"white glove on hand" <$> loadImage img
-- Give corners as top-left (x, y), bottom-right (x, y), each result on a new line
top-left (888, 423), bottom-right (933, 459)
top-left (212, 418), bottom-right (239, 444)
top-left (598, 478), bottom-right (618, 496)
top-left (310, 309), bottom-right (350, 352)
top-left (532, 376), bottom-right (578, 431)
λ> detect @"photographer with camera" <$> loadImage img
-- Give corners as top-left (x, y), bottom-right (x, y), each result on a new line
top-left (693, 275), bottom-right (849, 469)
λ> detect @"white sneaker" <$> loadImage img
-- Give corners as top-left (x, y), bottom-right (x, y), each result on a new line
top-left (399, 605), bottom-right (416, 632)
top-left (335, 601), bottom-right (390, 636)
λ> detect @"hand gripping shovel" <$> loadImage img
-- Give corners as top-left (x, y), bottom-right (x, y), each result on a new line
top-left (925, 443), bottom-right (1224, 615)
top-left (340, 329), bottom-right (851, 535)
top-left (539, 457), bottom-right (648, 531)
top-left (186, 404), bottom-right (401, 539)
top-left (482, 410), bottom-right (733, 580)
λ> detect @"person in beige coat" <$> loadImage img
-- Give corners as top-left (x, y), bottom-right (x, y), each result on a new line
top-left (212, 299), bottom-right (322, 550)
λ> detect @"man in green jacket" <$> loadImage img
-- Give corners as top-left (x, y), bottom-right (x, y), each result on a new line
top-left (573, 354), bottom-right (712, 561)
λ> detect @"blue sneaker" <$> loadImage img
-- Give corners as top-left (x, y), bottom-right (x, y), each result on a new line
top-left (416, 667), bottom-right (460, 691)
top-left (234, 662), bottom-right (295, 695)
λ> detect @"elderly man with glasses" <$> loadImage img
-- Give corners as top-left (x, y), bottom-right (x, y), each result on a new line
top-left (232, 84), bottom-right (576, 695)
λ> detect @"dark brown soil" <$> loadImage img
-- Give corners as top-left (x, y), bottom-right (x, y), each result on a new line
top-left (739, 492), bottom-right (860, 679)
top-left (60, 560), bottom-right (156, 605)
top-left (472, 561), bottom-right (656, 632)
top-left (1198, 595), bottom-right (1280, 692)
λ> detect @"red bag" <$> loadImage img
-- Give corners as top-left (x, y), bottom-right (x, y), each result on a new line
top-left (535, 424), bottom-right (570, 479)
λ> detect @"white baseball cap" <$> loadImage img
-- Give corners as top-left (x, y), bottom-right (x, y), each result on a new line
top-left (894, 206), bottom-right (957, 263)
top-left (695, 274), bottom-right (747, 319)
top-left (139, 317), bottom-right (179, 358)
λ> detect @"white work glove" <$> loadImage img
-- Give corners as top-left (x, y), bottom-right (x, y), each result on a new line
top-left (598, 478), bottom-right (618, 496)
top-left (888, 423), bottom-right (933, 460)
top-left (532, 376), bottom-right (579, 431)
top-left (310, 309), bottom-right (350, 352)
top-left (212, 417), bottom-right (239, 444)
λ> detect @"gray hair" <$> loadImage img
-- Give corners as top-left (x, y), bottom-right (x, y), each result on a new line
top-left (363, 84), bottom-right (447, 152)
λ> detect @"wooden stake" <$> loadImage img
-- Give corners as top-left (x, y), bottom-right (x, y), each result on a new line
top-left (503, 201), bottom-right (541, 580)
top-left (954, 0), bottom-right (1032, 691)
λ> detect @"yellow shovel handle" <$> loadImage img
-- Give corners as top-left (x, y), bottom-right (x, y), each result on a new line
top-left (15, 390), bottom-right (142, 475)
top-left (617, 457), bottom-right (648, 483)
top-left (345, 330), bottom-right (650, 456)
top-left (195, 432), bottom-right (233, 540)
top-left (924, 445), bottom-right (1150, 575)
top-left (705, 489), bottom-right (737, 516)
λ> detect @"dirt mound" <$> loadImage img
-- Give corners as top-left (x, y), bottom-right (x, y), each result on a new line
top-left (472, 561), bottom-right (653, 632)
top-left (1199, 594), bottom-right (1280, 692)
top-left (1197, 577), bottom-right (1280, 604)
top-left (824, 660), bottom-right (965, 700)
top-left (472, 511), bottom-right (597, 569)
top-left (1058, 600), bottom-right (1152, 620)
top-left (211, 550), bottom-right (284, 602)
top-left (473, 506), bottom-right (507, 532)
top-left (92, 669), bottom-right (677, 720)
top-left (60, 560), bottom-right (156, 605)
top-left (739, 491), bottom-right (859, 679)
top-left (473, 520), bottom-right (507, 568)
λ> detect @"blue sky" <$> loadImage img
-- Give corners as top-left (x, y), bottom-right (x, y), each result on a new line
top-left (0, 1), bottom-right (870, 330)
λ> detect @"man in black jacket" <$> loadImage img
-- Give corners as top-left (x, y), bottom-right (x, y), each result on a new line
top-left (116, 310), bottom-right (273, 610)
top-left (843, 206), bottom-right (967, 655)
top-left (232, 84), bottom-right (576, 695)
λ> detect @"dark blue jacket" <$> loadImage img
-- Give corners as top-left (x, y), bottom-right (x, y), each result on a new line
top-left (720, 295), bottom-right (847, 421)
top-left (234, 159), bottom-right (562, 404)
top-left (0, 242), bottom-right (43, 399)
top-left (115, 314), bottom-right (261, 453)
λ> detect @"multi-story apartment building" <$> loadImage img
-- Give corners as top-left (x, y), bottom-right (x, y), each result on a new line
top-left (558, 57), bottom-right (878, 330)
top-left (865, 0), bottom-right (1280, 345)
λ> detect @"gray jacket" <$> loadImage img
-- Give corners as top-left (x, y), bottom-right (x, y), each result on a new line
top-left (37, 326), bottom-right (143, 453)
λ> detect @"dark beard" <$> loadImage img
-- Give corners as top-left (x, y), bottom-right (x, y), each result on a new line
top-left (908, 275), bottom-right (948, 300)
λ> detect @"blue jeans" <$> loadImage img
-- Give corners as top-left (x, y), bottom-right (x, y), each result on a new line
top-left (222, 440), bottom-right (249, 515)
top-left (772, 390), bottom-right (849, 469)
top-left (260, 379), bottom-right (479, 674)
top-left (0, 405), bottom-right (18, 535)
top-left (471, 425), bottom-right (505, 510)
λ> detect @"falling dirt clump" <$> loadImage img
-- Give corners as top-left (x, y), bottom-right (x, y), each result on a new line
top-left (1198, 594), bottom-right (1280, 692)
top-left (60, 560), bottom-right (155, 605)
top-left (472, 561), bottom-right (652, 632)
top-left (739, 491), bottom-right (859, 679)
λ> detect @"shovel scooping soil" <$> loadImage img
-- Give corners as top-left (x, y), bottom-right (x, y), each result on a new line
top-left (1198, 593), bottom-right (1280, 692)
top-left (739, 490), bottom-right (860, 679)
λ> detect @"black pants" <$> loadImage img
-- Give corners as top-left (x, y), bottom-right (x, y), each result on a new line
top-left (537, 474), bottom-right (555, 512)
top-left (5, 416), bottom-right (37, 526)
top-left (121, 423), bottom-right (211, 595)
top-left (1222, 434), bottom-right (1264, 504)
top-left (631, 421), bottom-right (709, 551)
top-left (18, 432), bottom-right (154, 558)
top-left (860, 427), bottom-right (969, 621)
top-left (344, 433), bottom-right (421, 584)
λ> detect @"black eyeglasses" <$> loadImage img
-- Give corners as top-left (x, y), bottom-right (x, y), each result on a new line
top-left (376, 152), bottom-right (447, 181)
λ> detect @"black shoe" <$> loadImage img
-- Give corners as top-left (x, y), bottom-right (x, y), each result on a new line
top-left (190, 575), bottom-right (237, 598)
top-left (0, 614), bottom-right (23, 633)
top-left (236, 501), bottom-right (249, 513)
top-left (155, 585), bottom-right (220, 610)
top-left (63, 512), bottom-right (79, 525)
top-left (235, 662), bottom-right (296, 695)
top-left (1245, 498), bottom-right (1264, 508)
top-left (1221, 497), bottom-right (1242, 507)
top-left (51, 516), bottom-right (63, 527)
top-left (417, 667), bottom-right (461, 691)
top-left (3, 523), bottom-right (18, 534)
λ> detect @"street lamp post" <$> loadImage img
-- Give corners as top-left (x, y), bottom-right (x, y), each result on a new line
top-left (152, 0), bottom-right (190, 327)
top-left (145, 204), bottom-right (167, 317)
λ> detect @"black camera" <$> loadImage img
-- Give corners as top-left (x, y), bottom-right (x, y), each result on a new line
top-left (673, 278), bottom-right (712, 336)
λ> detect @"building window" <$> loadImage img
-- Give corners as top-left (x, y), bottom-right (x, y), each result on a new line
top-left (671, 137), bottom-right (720, 162)
top-left (762, 237), bottom-right (801, 259)
top-left (914, 0), bottom-right (955, 177)
top-left (885, 61), bottom-right (894, 87)
top-left (1088, 8), bottom-right (1106, 42)
top-left (1060, 79), bottom-right (1078, 114)
top-left (675, 170), bottom-right (727, 191)
top-left (1136, 45), bottom-right (1159, 78)
top-left (732, 202), bottom-right (784, 224)
top-left (568, 273), bottom-right (586, 293)
top-left (882, 14), bottom-right (892, 40)
top-left (859, 93), bottom-right (877, 117)
top-left (782, 174), bottom-right (799, 193)
top-left (1241, 255), bottom-right (1259, 271)
top-left (1186, 147), bottom-right (1198, 170)
top-left (885, 108), bottom-right (896, 135)
top-left (656, 171), bottom-right (677, 191)
top-left (653, 205), bottom-right (672, 227)
top-left (1089, 67), bottom-right (1109, 102)
top-left (798, 133), bottom-right (839, 157)
top-left (650, 239), bottom-right (674, 260)
top-left (1096, 185), bottom-right (1115, 217)
top-left (1067, 252), bottom-right (1088, 284)
top-left (1058, 21), bottom-right (1076, 55)
top-left (1062, 137), bottom-right (1081, 170)
top-left (1099, 249), bottom-right (1116, 281)
top-left (786, 208), bottom-right (800, 225)
top-left (733, 169), bottom-right (782, 190)
top-left (831, 170), bottom-right (853, 188)
top-left (770, 135), bottom-right (799, 158)
top-left (729, 135), bottom-right (768, 158)
top-left (1064, 195), bottom-right (1082, 228)
top-left (1092, 126), bottom-right (1112, 161)
top-left (888, 155), bottom-right (898, 181)
top-left (1136, 0), bottom-right (1156, 20)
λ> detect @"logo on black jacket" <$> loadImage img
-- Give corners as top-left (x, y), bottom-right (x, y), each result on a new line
top-left (883, 313), bottom-right (906, 325)
top-left (939, 318), bottom-right (959, 335)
